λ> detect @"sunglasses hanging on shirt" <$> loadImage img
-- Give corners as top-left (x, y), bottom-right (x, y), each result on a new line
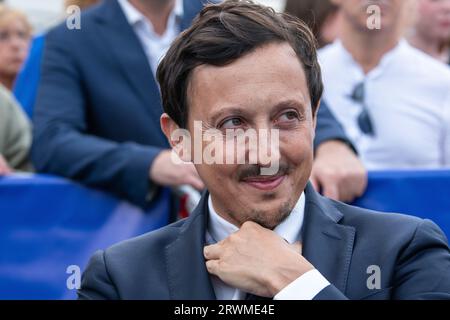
top-left (349, 82), bottom-right (376, 137)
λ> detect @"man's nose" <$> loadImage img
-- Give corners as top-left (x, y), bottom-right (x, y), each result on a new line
top-left (246, 125), bottom-right (280, 168)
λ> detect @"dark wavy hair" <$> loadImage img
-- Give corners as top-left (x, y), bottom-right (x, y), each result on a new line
top-left (157, 0), bottom-right (323, 128)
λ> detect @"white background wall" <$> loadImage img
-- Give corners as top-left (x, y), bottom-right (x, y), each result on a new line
top-left (4, 0), bottom-right (287, 33)
top-left (5, 0), bottom-right (65, 33)
top-left (257, 0), bottom-right (286, 12)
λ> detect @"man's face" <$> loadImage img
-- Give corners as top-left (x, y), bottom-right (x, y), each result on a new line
top-left (333, 0), bottom-right (410, 32)
top-left (183, 42), bottom-right (316, 229)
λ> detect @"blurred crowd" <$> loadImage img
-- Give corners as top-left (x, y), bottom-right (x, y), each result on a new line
top-left (0, 0), bottom-right (449, 212)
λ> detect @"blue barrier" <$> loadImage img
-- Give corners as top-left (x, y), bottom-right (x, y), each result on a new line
top-left (0, 174), bottom-right (170, 300)
top-left (0, 171), bottom-right (449, 300)
top-left (353, 170), bottom-right (450, 239)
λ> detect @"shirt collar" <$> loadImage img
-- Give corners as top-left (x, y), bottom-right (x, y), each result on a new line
top-left (174, 0), bottom-right (184, 19)
top-left (207, 192), bottom-right (306, 245)
top-left (374, 39), bottom-right (408, 74)
top-left (334, 38), bottom-right (408, 79)
top-left (118, 0), bottom-right (184, 27)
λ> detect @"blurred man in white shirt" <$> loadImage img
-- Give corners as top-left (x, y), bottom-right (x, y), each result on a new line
top-left (319, 0), bottom-right (450, 170)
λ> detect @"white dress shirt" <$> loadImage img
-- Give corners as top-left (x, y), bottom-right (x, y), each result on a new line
top-left (319, 39), bottom-right (450, 170)
top-left (117, 0), bottom-right (183, 78)
top-left (206, 193), bottom-right (330, 300)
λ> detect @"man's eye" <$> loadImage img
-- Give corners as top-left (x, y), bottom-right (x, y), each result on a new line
top-left (278, 111), bottom-right (299, 122)
top-left (221, 117), bottom-right (243, 129)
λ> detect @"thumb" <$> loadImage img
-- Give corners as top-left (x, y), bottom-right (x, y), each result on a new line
top-left (322, 181), bottom-right (340, 200)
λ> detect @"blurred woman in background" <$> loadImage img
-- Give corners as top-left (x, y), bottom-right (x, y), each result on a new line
top-left (284, 0), bottom-right (341, 48)
top-left (13, 0), bottom-right (100, 118)
top-left (0, 5), bottom-right (32, 90)
top-left (408, 0), bottom-right (450, 65)
top-left (0, 5), bottom-right (32, 173)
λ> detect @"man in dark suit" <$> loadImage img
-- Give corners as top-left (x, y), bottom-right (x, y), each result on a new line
top-left (32, 0), bottom-right (206, 209)
top-left (78, 1), bottom-right (450, 300)
top-left (32, 0), bottom-right (366, 210)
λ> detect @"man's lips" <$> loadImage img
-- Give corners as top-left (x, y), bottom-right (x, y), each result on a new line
top-left (241, 175), bottom-right (286, 191)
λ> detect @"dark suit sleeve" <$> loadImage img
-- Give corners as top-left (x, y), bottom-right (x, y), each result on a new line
top-left (78, 250), bottom-right (119, 300)
top-left (314, 100), bottom-right (355, 151)
top-left (32, 30), bottom-right (162, 208)
top-left (313, 285), bottom-right (349, 300)
top-left (392, 219), bottom-right (450, 300)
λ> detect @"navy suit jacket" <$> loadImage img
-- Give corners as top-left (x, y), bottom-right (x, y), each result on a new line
top-left (78, 184), bottom-right (450, 300)
top-left (32, 0), bottom-right (350, 208)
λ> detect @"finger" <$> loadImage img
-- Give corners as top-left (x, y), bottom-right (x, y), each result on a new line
top-left (0, 164), bottom-right (11, 175)
top-left (309, 175), bottom-right (320, 191)
top-left (346, 161), bottom-right (368, 199)
top-left (340, 172), bottom-right (368, 202)
top-left (184, 163), bottom-right (199, 176)
top-left (339, 190), bottom-right (355, 203)
top-left (204, 243), bottom-right (222, 260)
top-left (322, 180), bottom-right (340, 201)
top-left (205, 259), bottom-right (220, 275)
top-left (0, 157), bottom-right (10, 170)
top-left (290, 241), bottom-right (302, 254)
top-left (337, 178), bottom-right (355, 202)
top-left (356, 173), bottom-right (368, 197)
top-left (183, 164), bottom-right (205, 190)
top-left (186, 175), bottom-right (205, 190)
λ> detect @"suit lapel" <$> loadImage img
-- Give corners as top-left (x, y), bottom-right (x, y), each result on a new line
top-left (164, 183), bottom-right (355, 299)
top-left (302, 184), bottom-right (356, 294)
top-left (93, 0), bottom-right (207, 143)
top-left (165, 192), bottom-right (216, 300)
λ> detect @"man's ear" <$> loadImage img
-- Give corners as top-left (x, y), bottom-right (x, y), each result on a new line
top-left (160, 113), bottom-right (179, 148)
top-left (160, 113), bottom-right (192, 162)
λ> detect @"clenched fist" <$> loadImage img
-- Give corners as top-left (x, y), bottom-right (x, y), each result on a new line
top-left (204, 221), bottom-right (314, 297)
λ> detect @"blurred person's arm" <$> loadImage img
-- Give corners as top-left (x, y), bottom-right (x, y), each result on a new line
top-left (0, 154), bottom-right (12, 175)
top-left (312, 101), bottom-right (367, 202)
top-left (32, 29), bottom-right (202, 208)
top-left (0, 85), bottom-right (32, 172)
top-left (314, 100), bottom-right (351, 149)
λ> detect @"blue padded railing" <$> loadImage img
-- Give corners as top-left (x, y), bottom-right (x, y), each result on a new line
top-left (0, 171), bottom-right (449, 299)
top-left (353, 170), bottom-right (450, 239)
top-left (0, 174), bottom-right (170, 299)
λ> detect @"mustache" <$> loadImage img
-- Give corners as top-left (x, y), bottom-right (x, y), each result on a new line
top-left (237, 162), bottom-right (291, 180)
